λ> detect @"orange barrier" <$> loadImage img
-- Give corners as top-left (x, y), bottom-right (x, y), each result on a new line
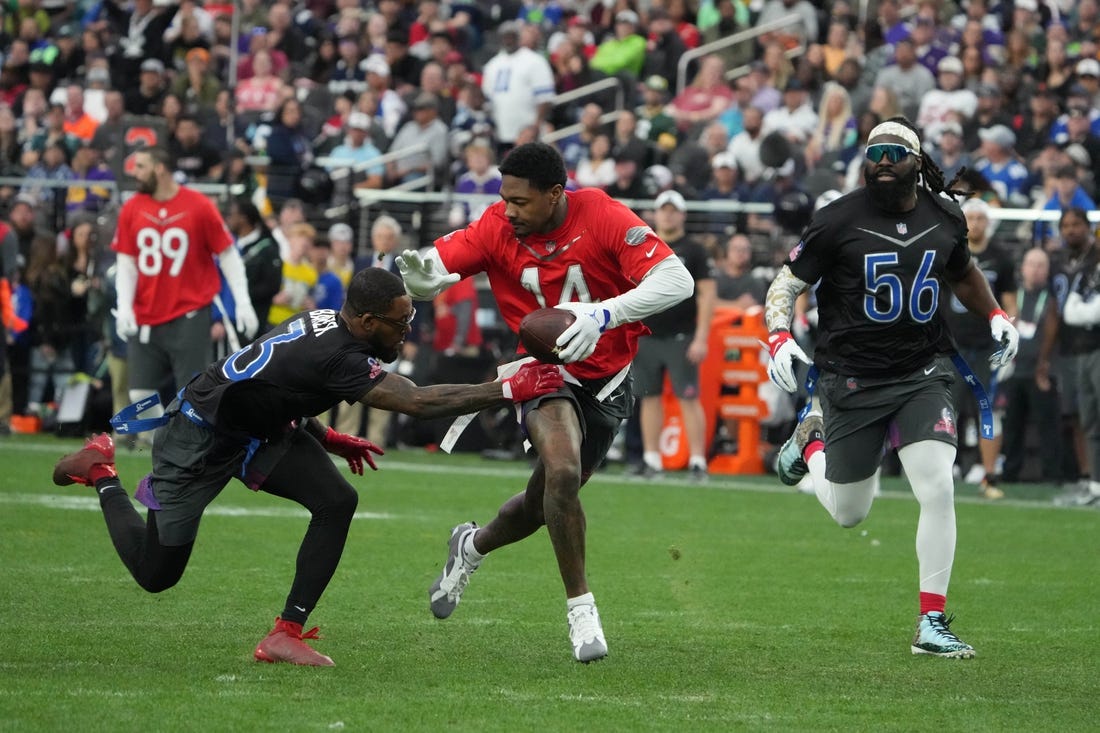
top-left (658, 306), bottom-right (771, 474)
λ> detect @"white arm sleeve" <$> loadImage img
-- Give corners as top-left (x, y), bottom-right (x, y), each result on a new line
top-left (115, 253), bottom-right (138, 313)
top-left (602, 255), bottom-right (694, 329)
top-left (218, 246), bottom-right (253, 308)
top-left (1063, 292), bottom-right (1100, 327)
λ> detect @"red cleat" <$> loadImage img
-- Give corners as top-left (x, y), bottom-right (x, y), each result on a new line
top-left (52, 433), bottom-right (117, 486)
top-left (254, 618), bottom-right (335, 666)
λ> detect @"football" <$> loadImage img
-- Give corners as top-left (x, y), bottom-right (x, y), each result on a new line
top-left (519, 307), bottom-right (576, 364)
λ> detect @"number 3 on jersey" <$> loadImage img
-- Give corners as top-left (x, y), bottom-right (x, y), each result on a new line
top-left (863, 250), bottom-right (938, 324)
top-left (136, 226), bottom-right (190, 277)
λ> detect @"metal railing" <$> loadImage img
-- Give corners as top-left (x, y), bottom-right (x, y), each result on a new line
top-left (546, 77), bottom-right (625, 118)
top-left (676, 13), bottom-right (804, 93)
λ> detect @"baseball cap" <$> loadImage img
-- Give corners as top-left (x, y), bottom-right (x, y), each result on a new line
top-left (186, 48), bottom-right (210, 65)
top-left (976, 83), bottom-right (1000, 98)
top-left (346, 111), bottom-right (370, 130)
top-left (1064, 143), bottom-right (1092, 167)
top-left (978, 124), bottom-right (1016, 148)
top-left (1077, 58), bottom-right (1100, 78)
top-left (12, 193), bottom-right (36, 208)
top-left (615, 9), bottom-right (639, 24)
top-left (1015, 0), bottom-right (1037, 11)
top-left (57, 23), bottom-right (77, 38)
top-left (644, 75), bottom-right (669, 92)
top-left (86, 66), bottom-right (111, 84)
top-left (328, 223), bottom-right (353, 241)
top-left (568, 15), bottom-right (590, 27)
top-left (413, 92), bottom-right (438, 110)
top-left (784, 78), bottom-right (805, 92)
top-left (937, 56), bottom-right (963, 75)
top-left (654, 190), bottom-right (686, 211)
top-left (935, 120), bottom-right (963, 141)
top-left (140, 58), bottom-right (165, 74)
top-left (362, 54), bottom-right (390, 77)
top-left (712, 152), bottom-right (736, 169)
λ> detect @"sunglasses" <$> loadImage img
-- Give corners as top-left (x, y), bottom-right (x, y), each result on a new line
top-left (369, 307), bottom-right (416, 331)
top-left (866, 143), bottom-right (917, 164)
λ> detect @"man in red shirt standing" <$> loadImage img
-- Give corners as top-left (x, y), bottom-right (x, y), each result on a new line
top-left (399, 142), bottom-right (694, 662)
top-left (112, 148), bottom-right (259, 424)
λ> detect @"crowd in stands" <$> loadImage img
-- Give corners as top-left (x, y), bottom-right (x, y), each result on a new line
top-left (0, 0), bottom-right (1098, 490)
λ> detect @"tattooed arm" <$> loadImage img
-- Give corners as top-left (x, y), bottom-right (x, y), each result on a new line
top-left (765, 264), bottom-right (812, 333)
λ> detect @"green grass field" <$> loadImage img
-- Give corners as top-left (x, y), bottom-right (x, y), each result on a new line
top-left (1, 435), bottom-right (1097, 732)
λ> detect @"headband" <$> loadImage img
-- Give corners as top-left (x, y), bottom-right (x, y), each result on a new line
top-left (868, 122), bottom-right (921, 153)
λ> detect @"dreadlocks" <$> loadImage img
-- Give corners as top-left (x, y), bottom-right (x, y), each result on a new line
top-left (883, 116), bottom-right (968, 223)
top-left (885, 116), bottom-right (969, 200)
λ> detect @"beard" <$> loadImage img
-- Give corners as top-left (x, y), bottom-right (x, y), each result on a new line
top-left (135, 173), bottom-right (157, 195)
top-left (865, 165), bottom-right (919, 211)
top-left (368, 330), bottom-right (401, 364)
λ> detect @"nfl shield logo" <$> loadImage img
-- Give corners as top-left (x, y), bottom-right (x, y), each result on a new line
top-left (896, 222), bottom-right (908, 235)
top-left (545, 241), bottom-right (557, 253)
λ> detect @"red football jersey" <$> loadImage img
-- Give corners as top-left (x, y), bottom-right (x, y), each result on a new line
top-left (111, 186), bottom-right (234, 326)
top-left (434, 188), bottom-right (674, 380)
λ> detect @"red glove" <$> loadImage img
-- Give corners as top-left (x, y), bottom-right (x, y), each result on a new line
top-left (322, 427), bottom-right (384, 475)
top-left (501, 362), bottom-right (564, 402)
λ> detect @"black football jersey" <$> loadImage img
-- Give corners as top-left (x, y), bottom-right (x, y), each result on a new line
top-left (185, 309), bottom-right (387, 439)
top-left (940, 240), bottom-right (1017, 349)
top-left (1051, 246), bottom-right (1100, 356)
top-left (787, 188), bottom-right (971, 377)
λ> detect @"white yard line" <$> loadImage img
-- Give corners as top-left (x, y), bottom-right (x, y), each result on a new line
top-left (0, 440), bottom-right (1063, 509)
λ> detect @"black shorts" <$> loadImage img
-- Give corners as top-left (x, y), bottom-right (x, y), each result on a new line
top-left (632, 334), bottom-right (700, 398)
top-left (147, 403), bottom-right (306, 546)
top-left (523, 370), bottom-right (633, 473)
top-left (817, 355), bottom-right (957, 483)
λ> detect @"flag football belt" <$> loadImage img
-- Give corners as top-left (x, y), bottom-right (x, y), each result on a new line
top-left (798, 355), bottom-right (994, 440)
top-left (111, 389), bottom-right (212, 434)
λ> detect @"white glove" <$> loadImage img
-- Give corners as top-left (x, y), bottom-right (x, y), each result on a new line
top-left (114, 306), bottom-right (138, 341)
top-left (765, 330), bottom-right (811, 393)
top-left (989, 309), bottom-right (1019, 369)
top-left (235, 299), bottom-right (260, 339)
top-left (554, 302), bottom-right (612, 363)
top-left (395, 248), bottom-right (460, 299)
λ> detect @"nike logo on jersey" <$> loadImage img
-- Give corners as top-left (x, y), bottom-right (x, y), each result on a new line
top-left (855, 223), bottom-right (941, 248)
top-left (924, 366), bottom-right (936, 375)
top-left (645, 244), bottom-right (659, 257)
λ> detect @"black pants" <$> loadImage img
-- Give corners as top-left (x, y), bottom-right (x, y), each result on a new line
top-left (1000, 375), bottom-right (1061, 482)
top-left (99, 431), bottom-right (358, 623)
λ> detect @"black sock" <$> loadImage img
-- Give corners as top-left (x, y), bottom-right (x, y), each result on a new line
top-left (280, 604), bottom-right (310, 626)
top-left (94, 477), bottom-right (126, 498)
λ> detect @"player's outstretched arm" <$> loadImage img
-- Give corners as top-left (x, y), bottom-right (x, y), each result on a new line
top-left (396, 247), bottom-right (460, 300)
top-left (360, 362), bottom-right (564, 417)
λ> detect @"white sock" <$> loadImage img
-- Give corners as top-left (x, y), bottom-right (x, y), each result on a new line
top-left (1090, 480), bottom-right (1100, 497)
top-left (689, 455), bottom-right (707, 470)
top-left (567, 592), bottom-right (595, 610)
top-left (643, 451), bottom-right (663, 470)
top-left (461, 530), bottom-right (484, 565)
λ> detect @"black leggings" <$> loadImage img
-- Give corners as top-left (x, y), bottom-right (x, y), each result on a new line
top-left (99, 433), bottom-right (359, 623)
